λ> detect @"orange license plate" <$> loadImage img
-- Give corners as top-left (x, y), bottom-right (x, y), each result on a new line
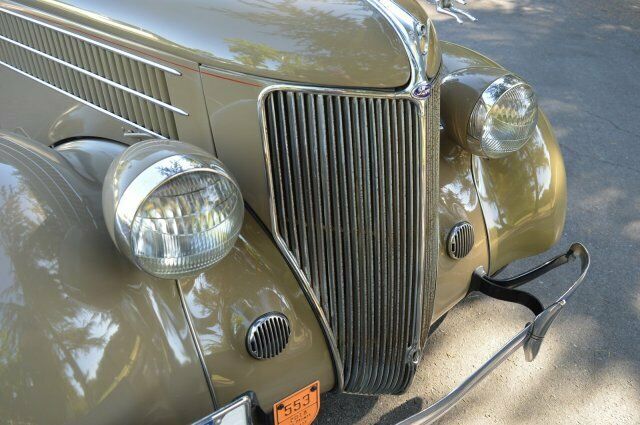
top-left (273, 381), bottom-right (320, 425)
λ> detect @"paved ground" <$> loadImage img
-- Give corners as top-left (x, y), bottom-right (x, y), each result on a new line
top-left (319, 0), bottom-right (640, 423)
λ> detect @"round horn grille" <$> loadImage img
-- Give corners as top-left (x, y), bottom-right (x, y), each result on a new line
top-left (246, 313), bottom-right (291, 359)
top-left (447, 221), bottom-right (475, 259)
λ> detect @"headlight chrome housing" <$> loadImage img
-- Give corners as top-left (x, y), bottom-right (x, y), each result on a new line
top-left (103, 141), bottom-right (243, 279)
top-left (467, 74), bottom-right (538, 158)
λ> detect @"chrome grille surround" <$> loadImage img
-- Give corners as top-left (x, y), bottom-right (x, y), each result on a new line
top-left (258, 0), bottom-right (441, 396)
top-left (0, 6), bottom-right (183, 139)
top-left (260, 81), bottom-right (440, 394)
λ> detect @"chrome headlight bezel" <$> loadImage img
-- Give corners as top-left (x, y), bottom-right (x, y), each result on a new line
top-left (467, 74), bottom-right (539, 158)
top-left (103, 141), bottom-right (243, 279)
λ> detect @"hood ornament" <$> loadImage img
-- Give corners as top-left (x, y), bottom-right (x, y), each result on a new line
top-left (430, 0), bottom-right (477, 24)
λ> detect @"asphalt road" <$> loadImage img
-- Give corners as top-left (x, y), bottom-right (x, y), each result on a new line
top-left (318, 0), bottom-right (640, 423)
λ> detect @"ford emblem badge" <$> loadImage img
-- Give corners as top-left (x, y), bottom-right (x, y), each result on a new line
top-left (411, 82), bottom-right (432, 99)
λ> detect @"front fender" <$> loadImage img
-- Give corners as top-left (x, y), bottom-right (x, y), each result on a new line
top-left (0, 132), bottom-right (213, 424)
top-left (0, 131), bottom-right (335, 421)
top-left (473, 112), bottom-right (566, 273)
top-left (440, 41), bottom-right (567, 274)
top-left (178, 211), bottom-right (336, 413)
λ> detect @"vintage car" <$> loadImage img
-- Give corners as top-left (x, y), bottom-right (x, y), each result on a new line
top-left (0, 0), bottom-right (590, 423)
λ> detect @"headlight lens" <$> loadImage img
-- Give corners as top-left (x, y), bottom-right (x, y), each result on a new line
top-left (103, 141), bottom-right (243, 279)
top-left (130, 170), bottom-right (242, 277)
top-left (468, 75), bottom-right (538, 158)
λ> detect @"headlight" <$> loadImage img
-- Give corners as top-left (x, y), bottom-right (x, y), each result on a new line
top-left (467, 74), bottom-right (538, 158)
top-left (102, 141), bottom-right (243, 279)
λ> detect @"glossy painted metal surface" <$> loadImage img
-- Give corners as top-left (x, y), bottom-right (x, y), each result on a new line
top-left (439, 41), bottom-right (567, 275)
top-left (432, 139), bottom-right (489, 321)
top-left (366, 0), bottom-right (434, 88)
top-left (0, 31), bottom-right (188, 116)
top-left (474, 111), bottom-right (567, 274)
top-left (440, 41), bottom-right (501, 72)
top-left (7, 0), bottom-right (411, 88)
top-left (55, 139), bottom-right (128, 182)
top-left (178, 211), bottom-right (336, 412)
top-left (440, 67), bottom-right (539, 159)
top-left (202, 0), bottom-right (444, 390)
top-left (0, 133), bottom-right (214, 424)
top-left (0, 58), bottom-right (169, 139)
top-left (0, 5), bottom-right (181, 75)
top-left (198, 41), bottom-right (565, 329)
top-left (440, 66), bottom-right (511, 153)
top-left (0, 1), bottom-right (214, 150)
top-left (0, 0), bottom-right (572, 417)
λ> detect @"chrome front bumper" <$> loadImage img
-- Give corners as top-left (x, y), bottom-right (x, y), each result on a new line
top-left (193, 243), bottom-right (590, 425)
top-left (397, 242), bottom-right (590, 424)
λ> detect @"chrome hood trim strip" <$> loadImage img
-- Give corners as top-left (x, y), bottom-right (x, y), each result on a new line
top-left (366, 0), bottom-right (433, 88)
top-left (0, 59), bottom-right (166, 139)
top-left (0, 34), bottom-right (187, 116)
top-left (0, 5), bottom-right (182, 76)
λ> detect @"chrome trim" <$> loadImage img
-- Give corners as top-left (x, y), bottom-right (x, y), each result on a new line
top-left (468, 74), bottom-right (538, 158)
top-left (0, 5), bottom-right (182, 76)
top-left (449, 5), bottom-right (477, 22)
top-left (123, 131), bottom-right (155, 139)
top-left (246, 312), bottom-right (291, 360)
top-left (396, 243), bottom-right (590, 424)
top-left (255, 0), bottom-right (441, 393)
top-left (257, 87), bottom-right (345, 391)
top-left (446, 221), bottom-right (474, 259)
top-left (366, 0), bottom-right (431, 88)
top-left (177, 281), bottom-right (219, 410)
top-left (366, 0), bottom-right (441, 359)
top-left (431, 0), bottom-right (477, 23)
top-left (113, 154), bottom-right (240, 271)
top-left (258, 77), bottom-right (440, 393)
top-left (402, 326), bottom-right (531, 424)
top-left (478, 75), bottom-right (532, 110)
top-left (192, 395), bottom-right (253, 425)
top-left (0, 34), bottom-right (188, 116)
top-left (0, 59), bottom-right (166, 139)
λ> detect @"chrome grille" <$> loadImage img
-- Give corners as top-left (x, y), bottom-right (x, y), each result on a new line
top-left (262, 86), bottom-right (439, 394)
top-left (0, 8), bottom-right (181, 139)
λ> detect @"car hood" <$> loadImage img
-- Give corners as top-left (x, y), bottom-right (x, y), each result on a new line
top-left (15, 0), bottom-right (420, 88)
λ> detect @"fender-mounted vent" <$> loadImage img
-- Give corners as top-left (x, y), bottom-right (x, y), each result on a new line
top-left (246, 313), bottom-right (291, 360)
top-left (0, 7), bottom-right (184, 139)
top-left (447, 221), bottom-right (474, 259)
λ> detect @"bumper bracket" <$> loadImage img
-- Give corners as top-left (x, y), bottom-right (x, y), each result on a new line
top-left (397, 242), bottom-right (590, 424)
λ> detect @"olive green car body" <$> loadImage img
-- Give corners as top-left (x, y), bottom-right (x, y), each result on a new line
top-left (0, 0), bottom-right (565, 423)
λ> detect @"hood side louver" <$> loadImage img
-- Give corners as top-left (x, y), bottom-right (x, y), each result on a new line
top-left (0, 8), bottom-right (183, 139)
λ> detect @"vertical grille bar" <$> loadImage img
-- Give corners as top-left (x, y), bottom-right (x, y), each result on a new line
top-left (263, 85), bottom-right (440, 394)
